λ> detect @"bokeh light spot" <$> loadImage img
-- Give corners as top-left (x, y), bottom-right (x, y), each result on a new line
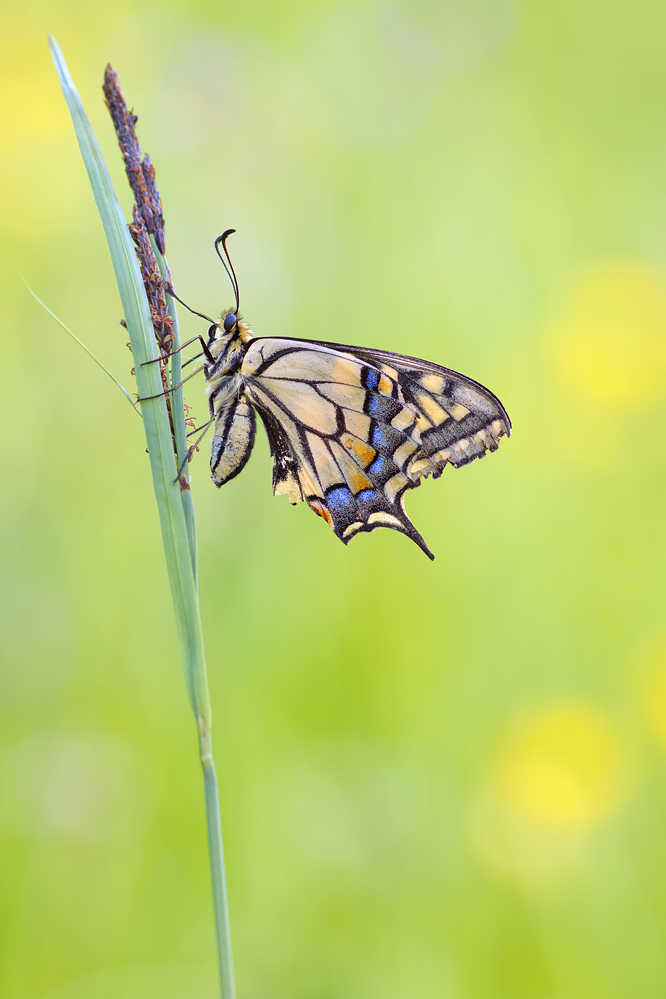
top-left (550, 263), bottom-right (666, 404)
top-left (498, 703), bottom-right (627, 827)
top-left (469, 702), bottom-right (634, 887)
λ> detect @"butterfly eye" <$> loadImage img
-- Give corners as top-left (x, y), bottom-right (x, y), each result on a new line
top-left (223, 313), bottom-right (238, 333)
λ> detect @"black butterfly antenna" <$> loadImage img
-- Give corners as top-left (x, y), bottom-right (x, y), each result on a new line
top-left (165, 282), bottom-right (216, 326)
top-left (215, 229), bottom-right (240, 315)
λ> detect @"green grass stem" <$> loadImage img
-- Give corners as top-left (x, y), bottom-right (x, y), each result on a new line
top-left (49, 36), bottom-right (234, 999)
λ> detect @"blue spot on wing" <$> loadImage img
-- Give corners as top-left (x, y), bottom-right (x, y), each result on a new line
top-left (363, 392), bottom-right (402, 422)
top-left (326, 486), bottom-right (355, 514)
top-left (368, 453), bottom-right (394, 479)
top-left (363, 367), bottom-right (380, 390)
top-left (371, 424), bottom-right (387, 450)
top-left (365, 394), bottom-right (381, 417)
top-left (355, 488), bottom-right (379, 516)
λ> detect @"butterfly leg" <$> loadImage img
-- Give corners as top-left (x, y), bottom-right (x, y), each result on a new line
top-left (174, 416), bottom-right (215, 480)
top-left (140, 334), bottom-right (215, 366)
top-left (136, 363), bottom-right (206, 402)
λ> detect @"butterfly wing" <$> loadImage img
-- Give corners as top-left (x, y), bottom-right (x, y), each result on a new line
top-left (329, 341), bottom-right (512, 471)
top-left (239, 337), bottom-right (510, 559)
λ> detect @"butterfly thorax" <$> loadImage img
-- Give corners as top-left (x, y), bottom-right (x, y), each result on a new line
top-left (204, 315), bottom-right (254, 412)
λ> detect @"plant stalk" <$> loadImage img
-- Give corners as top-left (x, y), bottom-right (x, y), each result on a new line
top-left (49, 36), bottom-right (235, 999)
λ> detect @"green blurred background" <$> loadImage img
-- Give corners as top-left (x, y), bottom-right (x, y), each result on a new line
top-left (3, 1), bottom-right (666, 996)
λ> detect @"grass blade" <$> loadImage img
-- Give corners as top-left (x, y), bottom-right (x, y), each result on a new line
top-left (49, 35), bottom-right (235, 999)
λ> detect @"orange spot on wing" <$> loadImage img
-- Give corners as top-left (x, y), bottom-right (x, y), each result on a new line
top-left (348, 468), bottom-right (373, 493)
top-left (340, 432), bottom-right (376, 467)
top-left (308, 498), bottom-right (333, 528)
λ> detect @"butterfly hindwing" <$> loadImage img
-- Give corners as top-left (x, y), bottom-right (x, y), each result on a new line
top-left (229, 337), bottom-right (510, 559)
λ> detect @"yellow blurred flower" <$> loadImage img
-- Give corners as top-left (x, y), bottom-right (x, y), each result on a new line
top-left (540, 262), bottom-right (666, 469)
top-left (469, 702), bottom-right (634, 887)
top-left (551, 263), bottom-right (666, 404)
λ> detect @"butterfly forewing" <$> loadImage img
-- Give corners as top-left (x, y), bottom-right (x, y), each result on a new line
top-left (203, 334), bottom-right (510, 559)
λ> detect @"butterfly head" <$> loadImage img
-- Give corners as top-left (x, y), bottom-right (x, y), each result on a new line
top-left (209, 308), bottom-right (253, 341)
top-left (206, 308), bottom-right (253, 375)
